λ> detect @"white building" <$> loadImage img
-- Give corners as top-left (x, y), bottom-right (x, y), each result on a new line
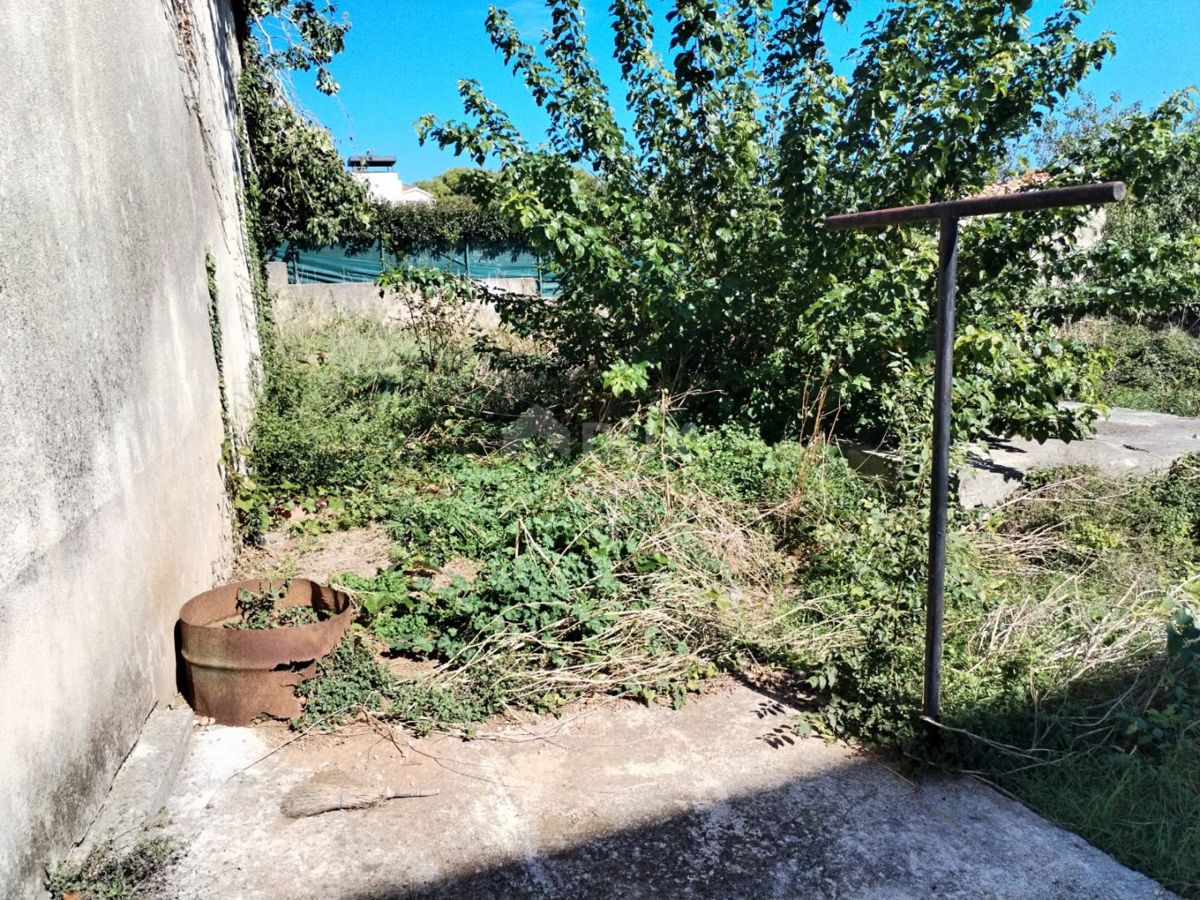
top-left (350, 170), bottom-right (435, 205)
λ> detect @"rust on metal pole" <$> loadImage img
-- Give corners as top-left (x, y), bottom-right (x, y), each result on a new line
top-left (824, 181), bottom-right (1125, 231)
top-left (821, 181), bottom-right (1126, 741)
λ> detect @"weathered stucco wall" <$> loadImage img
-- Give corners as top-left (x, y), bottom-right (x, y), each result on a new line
top-left (0, 0), bottom-right (258, 894)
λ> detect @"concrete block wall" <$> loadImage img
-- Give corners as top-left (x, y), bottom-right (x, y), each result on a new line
top-left (0, 0), bottom-right (259, 894)
top-left (264, 261), bottom-right (528, 331)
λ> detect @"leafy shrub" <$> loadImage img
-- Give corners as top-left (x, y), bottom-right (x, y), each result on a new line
top-left (371, 196), bottom-right (527, 260)
top-left (421, 0), bottom-right (1193, 445)
top-left (376, 266), bottom-right (489, 373)
top-left (1119, 606), bottom-right (1200, 753)
top-left (1073, 115), bottom-right (1200, 326)
top-left (1082, 319), bottom-right (1200, 418)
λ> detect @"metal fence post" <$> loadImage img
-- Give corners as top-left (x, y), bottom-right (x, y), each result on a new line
top-left (924, 215), bottom-right (958, 730)
top-left (824, 181), bottom-right (1126, 740)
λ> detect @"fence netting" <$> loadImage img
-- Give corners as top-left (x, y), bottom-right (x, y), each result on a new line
top-left (270, 243), bottom-right (557, 294)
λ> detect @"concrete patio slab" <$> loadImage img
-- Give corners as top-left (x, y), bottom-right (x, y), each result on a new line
top-left (962, 406), bottom-right (1200, 506)
top-left (69, 705), bottom-right (193, 860)
top-left (146, 683), bottom-right (1169, 899)
top-left (843, 406), bottom-right (1200, 508)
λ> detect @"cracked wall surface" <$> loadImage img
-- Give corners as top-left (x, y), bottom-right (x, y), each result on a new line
top-left (0, 0), bottom-right (258, 893)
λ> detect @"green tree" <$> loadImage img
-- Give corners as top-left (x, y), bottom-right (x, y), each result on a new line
top-left (1013, 92), bottom-right (1200, 327)
top-left (420, 0), bottom-right (1192, 445)
top-left (1074, 111), bottom-right (1200, 326)
top-left (242, 0), bottom-right (350, 95)
top-left (234, 3), bottom-right (372, 252)
top-left (239, 49), bottom-right (372, 251)
top-left (415, 167), bottom-right (498, 201)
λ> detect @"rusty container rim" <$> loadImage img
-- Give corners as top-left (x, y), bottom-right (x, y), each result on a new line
top-left (180, 578), bottom-right (354, 670)
top-left (178, 578), bottom-right (355, 725)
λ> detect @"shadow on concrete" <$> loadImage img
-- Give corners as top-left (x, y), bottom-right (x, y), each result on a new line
top-left (330, 757), bottom-right (1157, 900)
top-left (965, 454), bottom-right (1025, 481)
top-left (982, 436), bottom-right (1030, 454)
top-left (346, 777), bottom-right (859, 899)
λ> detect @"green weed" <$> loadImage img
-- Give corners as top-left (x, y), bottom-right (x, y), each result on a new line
top-left (294, 630), bottom-right (498, 734)
top-left (223, 582), bottom-right (326, 630)
top-left (763, 451), bottom-right (1200, 892)
top-left (298, 422), bottom-right (798, 723)
top-left (45, 837), bottom-right (176, 900)
top-left (1078, 318), bottom-right (1200, 417)
top-left (236, 313), bottom-right (570, 542)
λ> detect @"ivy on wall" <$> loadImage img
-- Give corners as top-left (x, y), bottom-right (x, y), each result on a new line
top-left (238, 49), bottom-right (372, 253)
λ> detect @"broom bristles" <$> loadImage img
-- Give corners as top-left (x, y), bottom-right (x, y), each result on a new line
top-left (282, 779), bottom-right (439, 818)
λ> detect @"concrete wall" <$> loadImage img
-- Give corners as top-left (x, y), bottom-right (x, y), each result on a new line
top-left (0, 0), bottom-right (258, 894)
top-left (266, 261), bottom-right (513, 330)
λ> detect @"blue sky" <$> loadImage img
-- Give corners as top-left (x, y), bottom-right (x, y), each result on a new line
top-left (290, 1), bottom-right (1200, 183)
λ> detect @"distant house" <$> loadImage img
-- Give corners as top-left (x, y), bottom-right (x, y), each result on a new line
top-left (347, 154), bottom-right (435, 205)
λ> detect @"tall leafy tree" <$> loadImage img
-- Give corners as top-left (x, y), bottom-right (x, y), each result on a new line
top-left (235, 1), bottom-right (371, 252)
top-left (241, 0), bottom-right (350, 95)
top-left (421, 0), bottom-right (1192, 445)
top-left (1043, 100), bottom-right (1200, 327)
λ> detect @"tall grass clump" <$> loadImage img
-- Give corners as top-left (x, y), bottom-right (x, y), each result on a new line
top-left (1072, 317), bottom-right (1200, 418)
top-left (772, 453), bottom-right (1200, 894)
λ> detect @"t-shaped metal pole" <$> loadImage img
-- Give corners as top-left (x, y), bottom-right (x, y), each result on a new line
top-left (825, 181), bottom-right (1126, 733)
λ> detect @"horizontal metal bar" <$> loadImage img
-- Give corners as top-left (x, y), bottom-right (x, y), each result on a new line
top-left (824, 181), bottom-right (1125, 230)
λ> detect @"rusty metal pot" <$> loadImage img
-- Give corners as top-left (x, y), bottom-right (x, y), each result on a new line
top-left (179, 578), bottom-right (353, 726)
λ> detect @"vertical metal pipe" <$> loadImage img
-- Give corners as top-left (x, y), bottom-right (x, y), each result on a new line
top-left (925, 215), bottom-right (958, 730)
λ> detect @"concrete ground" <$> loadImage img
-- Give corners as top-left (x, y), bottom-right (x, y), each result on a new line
top-left (846, 406), bottom-right (1200, 508)
top-left (961, 405), bottom-right (1200, 506)
top-left (124, 684), bottom-right (1170, 899)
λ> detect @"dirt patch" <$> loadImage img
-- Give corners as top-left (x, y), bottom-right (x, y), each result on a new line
top-left (385, 656), bottom-right (440, 679)
top-left (233, 525), bottom-right (394, 584)
top-left (428, 555), bottom-right (482, 591)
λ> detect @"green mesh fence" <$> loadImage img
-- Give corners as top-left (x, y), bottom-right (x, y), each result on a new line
top-left (270, 242), bottom-right (557, 294)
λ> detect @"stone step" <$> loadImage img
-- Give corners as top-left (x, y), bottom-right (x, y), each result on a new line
top-left (72, 704), bottom-right (194, 858)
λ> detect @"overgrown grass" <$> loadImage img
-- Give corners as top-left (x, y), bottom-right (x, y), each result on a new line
top-left (236, 311), bottom-right (581, 539)
top-left (291, 420), bottom-right (807, 730)
top-left (254, 311), bottom-right (1200, 893)
top-left (972, 462), bottom-right (1200, 897)
top-left (1012, 741), bottom-right (1200, 895)
top-left (1074, 317), bottom-right (1200, 417)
